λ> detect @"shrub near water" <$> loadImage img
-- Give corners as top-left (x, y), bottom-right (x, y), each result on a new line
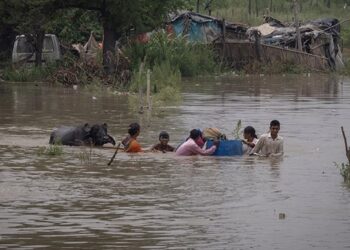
top-left (126, 31), bottom-right (218, 105)
top-left (127, 31), bottom-right (219, 77)
top-left (146, 31), bottom-right (218, 77)
top-left (2, 65), bottom-right (55, 82)
top-left (129, 60), bottom-right (182, 106)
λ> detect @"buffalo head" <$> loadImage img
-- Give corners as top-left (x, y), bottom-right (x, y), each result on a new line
top-left (89, 123), bottom-right (116, 146)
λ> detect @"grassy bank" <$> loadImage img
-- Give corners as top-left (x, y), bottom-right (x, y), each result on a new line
top-left (1, 64), bottom-right (56, 82)
top-left (125, 30), bottom-right (219, 104)
top-left (2, 1), bottom-right (349, 87)
top-left (126, 31), bottom-right (219, 77)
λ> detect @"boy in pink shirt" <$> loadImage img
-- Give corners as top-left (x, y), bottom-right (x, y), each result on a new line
top-left (176, 129), bottom-right (219, 156)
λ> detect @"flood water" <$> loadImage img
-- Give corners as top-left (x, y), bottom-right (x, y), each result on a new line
top-left (1, 74), bottom-right (350, 249)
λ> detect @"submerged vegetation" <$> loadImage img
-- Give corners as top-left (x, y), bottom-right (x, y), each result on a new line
top-left (233, 120), bottom-right (242, 140)
top-left (335, 162), bottom-right (350, 184)
top-left (76, 147), bottom-right (94, 166)
top-left (337, 126), bottom-right (350, 185)
top-left (37, 144), bottom-right (64, 156)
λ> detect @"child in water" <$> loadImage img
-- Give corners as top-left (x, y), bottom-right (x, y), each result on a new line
top-left (242, 126), bottom-right (258, 155)
top-left (151, 131), bottom-right (175, 153)
top-left (122, 123), bottom-right (142, 153)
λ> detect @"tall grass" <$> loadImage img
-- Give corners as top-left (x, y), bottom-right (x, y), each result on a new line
top-left (126, 30), bottom-right (218, 105)
top-left (126, 31), bottom-right (219, 77)
top-left (37, 144), bottom-right (64, 156)
top-left (129, 59), bottom-right (182, 105)
top-left (2, 64), bottom-right (56, 82)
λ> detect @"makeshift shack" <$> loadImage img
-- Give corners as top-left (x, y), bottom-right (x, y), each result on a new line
top-left (244, 17), bottom-right (344, 70)
top-left (166, 11), bottom-right (247, 43)
top-left (167, 12), bottom-right (343, 71)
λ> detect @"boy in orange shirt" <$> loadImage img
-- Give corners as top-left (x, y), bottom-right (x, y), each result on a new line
top-left (122, 123), bottom-right (142, 153)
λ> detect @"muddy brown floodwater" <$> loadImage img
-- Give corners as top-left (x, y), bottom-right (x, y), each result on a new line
top-left (0, 74), bottom-right (350, 249)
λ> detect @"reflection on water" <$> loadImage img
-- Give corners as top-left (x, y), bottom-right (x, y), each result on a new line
top-left (1, 75), bottom-right (350, 249)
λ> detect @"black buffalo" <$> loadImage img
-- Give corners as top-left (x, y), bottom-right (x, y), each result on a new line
top-left (49, 123), bottom-right (116, 146)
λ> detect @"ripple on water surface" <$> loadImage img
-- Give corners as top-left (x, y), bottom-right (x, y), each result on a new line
top-left (0, 76), bottom-right (350, 249)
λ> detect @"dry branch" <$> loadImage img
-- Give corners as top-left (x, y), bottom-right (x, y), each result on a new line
top-left (341, 126), bottom-right (350, 164)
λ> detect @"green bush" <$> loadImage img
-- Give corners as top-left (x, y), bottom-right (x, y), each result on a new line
top-left (126, 30), bottom-right (219, 77)
top-left (129, 60), bottom-right (182, 104)
top-left (342, 25), bottom-right (350, 49)
top-left (2, 64), bottom-right (56, 82)
top-left (340, 58), bottom-right (350, 75)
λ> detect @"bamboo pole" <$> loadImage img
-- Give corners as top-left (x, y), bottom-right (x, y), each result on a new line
top-left (138, 58), bottom-right (145, 113)
top-left (293, 0), bottom-right (302, 51)
top-left (220, 18), bottom-right (226, 67)
top-left (146, 69), bottom-right (151, 109)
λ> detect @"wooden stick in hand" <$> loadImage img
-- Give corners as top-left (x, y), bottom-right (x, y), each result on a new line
top-left (107, 143), bottom-right (121, 166)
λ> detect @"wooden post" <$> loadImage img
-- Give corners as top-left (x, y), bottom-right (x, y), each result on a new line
top-left (253, 30), bottom-right (262, 62)
top-left (220, 18), bottom-right (226, 67)
top-left (255, 0), bottom-right (259, 17)
top-left (270, 0), bottom-right (273, 12)
top-left (293, 0), bottom-right (302, 51)
top-left (341, 127), bottom-right (350, 165)
top-left (138, 59), bottom-right (145, 113)
top-left (248, 0), bottom-right (252, 16)
top-left (196, 0), bottom-right (200, 13)
top-left (146, 69), bottom-right (151, 109)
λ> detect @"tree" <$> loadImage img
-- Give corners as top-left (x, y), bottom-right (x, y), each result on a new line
top-left (58, 0), bottom-right (188, 74)
top-left (0, 0), bottom-right (59, 66)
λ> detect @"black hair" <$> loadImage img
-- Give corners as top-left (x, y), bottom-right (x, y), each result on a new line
top-left (159, 131), bottom-right (169, 140)
top-left (128, 122), bottom-right (140, 136)
top-left (189, 129), bottom-right (202, 140)
top-left (243, 126), bottom-right (257, 139)
top-left (270, 120), bottom-right (280, 127)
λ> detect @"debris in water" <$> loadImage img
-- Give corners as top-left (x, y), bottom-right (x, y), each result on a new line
top-left (278, 213), bottom-right (286, 220)
top-left (73, 85), bottom-right (78, 90)
top-left (92, 96), bottom-right (97, 100)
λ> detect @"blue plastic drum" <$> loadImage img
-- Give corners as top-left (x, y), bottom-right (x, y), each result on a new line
top-left (206, 140), bottom-right (243, 156)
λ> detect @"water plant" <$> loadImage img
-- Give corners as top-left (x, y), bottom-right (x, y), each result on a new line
top-left (336, 126), bottom-right (350, 184)
top-left (76, 146), bottom-right (94, 165)
top-left (335, 162), bottom-right (350, 184)
top-left (37, 144), bottom-right (64, 156)
top-left (233, 120), bottom-right (242, 139)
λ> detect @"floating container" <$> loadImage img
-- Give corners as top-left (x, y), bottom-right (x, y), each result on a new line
top-left (206, 140), bottom-right (243, 156)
